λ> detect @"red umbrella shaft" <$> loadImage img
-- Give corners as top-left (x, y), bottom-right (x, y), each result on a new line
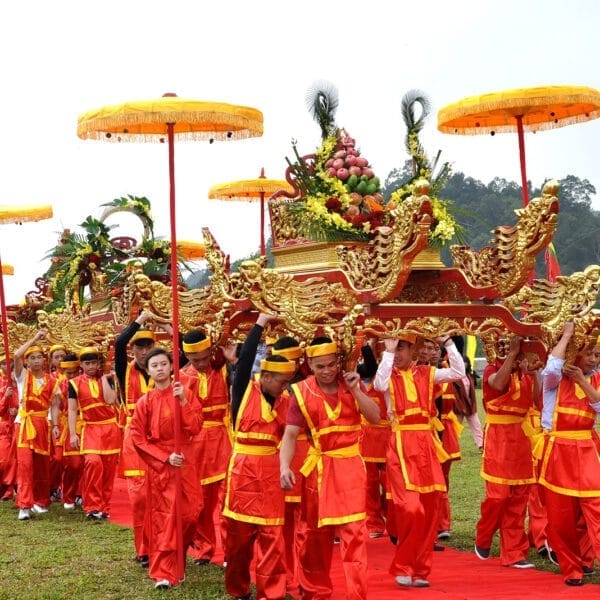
top-left (260, 191), bottom-right (266, 256)
top-left (167, 122), bottom-right (184, 582)
top-left (516, 115), bottom-right (529, 206)
top-left (0, 255), bottom-right (11, 375)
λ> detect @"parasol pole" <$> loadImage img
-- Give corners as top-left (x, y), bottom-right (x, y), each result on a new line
top-left (166, 118), bottom-right (184, 582)
top-left (259, 167), bottom-right (266, 256)
top-left (515, 115), bottom-right (529, 206)
top-left (0, 254), bottom-right (11, 376)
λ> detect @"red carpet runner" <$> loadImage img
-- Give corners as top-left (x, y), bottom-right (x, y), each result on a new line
top-left (109, 478), bottom-right (598, 598)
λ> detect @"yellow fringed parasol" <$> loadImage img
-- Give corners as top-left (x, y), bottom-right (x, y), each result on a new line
top-left (438, 85), bottom-right (600, 205)
top-left (176, 240), bottom-right (206, 261)
top-left (0, 204), bottom-right (54, 374)
top-left (0, 204), bottom-right (53, 224)
top-left (77, 93), bottom-right (262, 582)
top-left (209, 168), bottom-right (293, 256)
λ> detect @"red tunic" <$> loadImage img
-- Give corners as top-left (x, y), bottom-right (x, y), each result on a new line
top-left (17, 370), bottom-right (56, 455)
top-left (223, 379), bottom-right (288, 525)
top-left (481, 367), bottom-right (535, 485)
top-left (539, 372), bottom-right (600, 496)
top-left (120, 362), bottom-right (154, 477)
top-left (359, 383), bottom-right (390, 463)
top-left (70, 375), bottom-right (121, 455)
top-left (292, 375), bottom-right (366, 526)
top-left (439, 382), bottom-right (462, 461)
top-left (181, 363), bottom-right (232, 484)
top-left (388, 365), bottom-right (446, 493)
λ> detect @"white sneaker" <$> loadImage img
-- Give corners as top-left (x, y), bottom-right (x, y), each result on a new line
top-left (31, 504), bottom-right (48, 514)
top-left (18, 508), bottom-right (31, 520)
top-left (63, 503), bottom-right (75, 510)
top-left (395, 575), bottom-right (412, 587)
top-left (154, 579), bottom-right (171, 589)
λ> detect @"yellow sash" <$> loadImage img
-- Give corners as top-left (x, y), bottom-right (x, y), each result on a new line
top-left (233, 442), bottom-right (277, 456)
top-left (441, 410), bottom-right (464, 437)
top-left (300, 442), bottom-right (360, 477)
top-left (18, 408), bottom-right (48, 441)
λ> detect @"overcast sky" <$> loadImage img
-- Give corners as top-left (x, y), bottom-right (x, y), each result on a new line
top-left (1, 0), bottom-right (599, 304)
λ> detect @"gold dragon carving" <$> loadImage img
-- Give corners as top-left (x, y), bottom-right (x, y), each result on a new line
top-left (450, 181), bottom-right (559, 296)
top-left (502, 265), bottom-right (600, 333)
top-left (0, 309), bottom-right (114, 358)
top-left (335, 195), bottom-right (432, 301)
top-left (234, 260), bottom-right (359, 340)
top-left (112, 228), bottom-right (359, 343)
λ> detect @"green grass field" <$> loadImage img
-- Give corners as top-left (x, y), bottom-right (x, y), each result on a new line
top-left (0, 402), bottom-right (597, 598)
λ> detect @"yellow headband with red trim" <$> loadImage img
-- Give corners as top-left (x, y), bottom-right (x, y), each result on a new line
top-left (49, 344), bottom-right (67, 356)
top-left (397, 332), bottom-right (417, 345)
top-left (260, 358), bottom-right (296, 374)
top-left (130, 329), bottom-right (155, 345)
top-left (271, 346), bottom-right (303, 360)
top-left (79, 346), bottom-right (100, 359)
top-left (60, 360), bottom-right (80, 369)
top-left (305, 342), bottom-right (337, 358)
top-left (24, 345), bottom-right (44, 358)
top-left (183, 338), bottom-right (212, 353)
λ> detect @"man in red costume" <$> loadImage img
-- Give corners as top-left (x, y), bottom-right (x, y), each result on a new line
top-left (130, 346), bottom-right (203, 590)
top-left (180, 328), bottom-right (234, 567)
top-left (271, 335), bottom-right (308, 591)
top-left (68, 346), bottom-right (120, 519)
top-left (47, 343), bottom-right (67, 502)
top-left (114, 310), bottom-right (161, 566)
top-left (280, 336), bottom-right (380, 600)
top-left (224, 313), bottom-right (296, 600)
top-left (13, 330), bottom-right (56, 520)
top-left (0, 366), bottom-right (18, 501)
top-left (539, 322), bottom-right (600, 586)
top-left (374, 332), bottom-right (465, 588)
top-left (474, 335), bottom-right (538, 568)
top-left (50, 353), bottom-right (82, 510)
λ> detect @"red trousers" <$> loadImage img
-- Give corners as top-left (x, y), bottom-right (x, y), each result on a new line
top-left (544, 489), bottom-right (600, 581)
top-left (61, 453), bottom-right (82, 504)
top-left (16, 446), bottom-right (49, 509)
top-left (364, 462), bottom-right (387, 534)
top-left (299, 484), bottom-right (368, 600)
top-left (190, 479), bottom-right (226, 562)
top-left (527, 484), bottom-right (548, 551)
top-left (2, 425), bottom-right (17, 495)
top-left (49, 438), bottom-right (63, 493)
top-left (82, 453), bottom-right (118, 514)
top-left (388, 477), bottom-right (441, 580)
top-left (224, 517), bottom-right (286, 600)
top-left (283, 501), bottom-right (307, 589)
top-left (127, 474), bottom-right (148, 558)
top-left (476, 481), bottom-right (530, 565)
top-left (437, 460), bottom-right (453, 532)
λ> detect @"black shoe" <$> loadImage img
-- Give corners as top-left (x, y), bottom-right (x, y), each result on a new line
top-left (475, 544), bottom-right (490, 560)
top-left (194, 558), bottom-right (210, 566)
top-left (565, 578), bottom-right (584, 586)
top-left (543, 540), bottom-right (559, 565)
top-left (583, 566), bottom-right (594, 576)
top-left (86, 510), bottom-right (103, 520)
top-left (235, 594), bottom-right (252, 600)
top-left (137, 555), bottom-right (149, 568)
top-left (433, 543), bottom-right (446, 551)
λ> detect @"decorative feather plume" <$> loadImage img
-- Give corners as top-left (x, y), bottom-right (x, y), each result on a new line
top-left (305, 80), bottom-right (340, 140)
top-left (401, 90), bottom-right (431, 174)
